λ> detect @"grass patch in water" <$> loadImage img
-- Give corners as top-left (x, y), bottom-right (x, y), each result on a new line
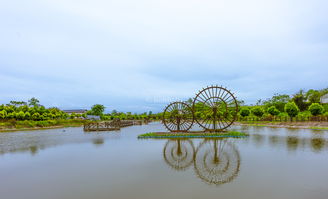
top-left (138, 131), bottom-right (248, 139)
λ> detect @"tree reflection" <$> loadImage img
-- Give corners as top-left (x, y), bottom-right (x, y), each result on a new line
top-left (311, 137), bottom-right (325, 152)
top-left (286, 136), bottom-right (299, 151)
top-left (163, 138), bottom-right (241, 185)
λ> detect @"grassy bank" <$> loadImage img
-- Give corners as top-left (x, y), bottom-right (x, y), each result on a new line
top-left (138, 131), bottom-right (248, 139)
top-left (236, 121), bottom-right (328, 130)
top-left (0, 119), bottom-right (86, 132)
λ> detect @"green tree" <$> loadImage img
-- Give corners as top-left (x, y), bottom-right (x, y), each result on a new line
top-left (0, 110), bottom-right (7, 119)
top-left (292, 90), bottom-right (308, 111)
top-left (90, 104), bottom-right (105, 116)
top-left (267, 106), bottom-right (280, 116)
top-left (32, 112), bottom-right (41, 120)
top-left (306, 89), bottom-right (321, 103)
top-left (25, 112), bottom-right (31, 120)
top-left (10, 101), bottom-right (27, 106)
top-left (308, 103), bottom-right (324, 116)
top-left (28, 97), bottom-right (40, 107)
top-left (239, 107), bottom-right (250, 117)
top-left (263, 94), bottom-right (290, 112)
top-left (284, 102), bottom-right (299, 120)
top-left (16, 111), bottom-right (25, 120)
top-left (70, 113), bottom-right (76, 119)
top-left (251, 107), bottom-right (264, 117)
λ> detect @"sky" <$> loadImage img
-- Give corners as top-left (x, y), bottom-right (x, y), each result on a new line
top-left (0, 0), bottom-right (327, 113)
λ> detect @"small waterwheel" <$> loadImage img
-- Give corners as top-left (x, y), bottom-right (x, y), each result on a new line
top-left (162, 102), bottom-right (194, 132)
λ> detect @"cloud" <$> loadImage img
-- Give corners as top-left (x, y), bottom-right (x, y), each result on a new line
top-left (0, 0), bottom-right (327, 112)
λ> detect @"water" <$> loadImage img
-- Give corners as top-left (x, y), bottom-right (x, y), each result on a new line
top-left (1, 122), bottom-right (328, 199)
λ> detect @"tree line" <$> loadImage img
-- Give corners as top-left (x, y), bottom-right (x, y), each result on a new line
top-left (239, 88), bottom-right (328, 121)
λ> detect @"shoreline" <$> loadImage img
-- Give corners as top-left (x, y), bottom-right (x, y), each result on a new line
top-left (235, 121), bottom-right (328, 130)
top-left (0, 124), bottom-right (84, 133)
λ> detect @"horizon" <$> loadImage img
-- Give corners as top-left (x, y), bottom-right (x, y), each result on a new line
top-left (1, 0), bottom-right (327, 113)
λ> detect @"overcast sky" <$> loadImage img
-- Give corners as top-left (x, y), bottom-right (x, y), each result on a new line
top-left (1, 0), bottom-right (327, 112)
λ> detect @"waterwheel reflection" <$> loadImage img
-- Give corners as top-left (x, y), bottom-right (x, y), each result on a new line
top-left (163, 138), bottom-right (241, 185)
top-left (194, 139), bottom-right (240, 185)
top-left (163, 140), bottom-right (195, 170)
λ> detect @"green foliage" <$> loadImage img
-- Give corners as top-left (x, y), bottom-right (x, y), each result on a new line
top-left (292, 90), bottom-right (308, 111)
top-left (251, 107), bottom-right (264, 117)
top-left (90, 104), bottom-right (105, 116)
top-left (306, 90), bottom-right (321, 103)
top-left (32, 112), bottom-right (41, 120)
top-left (0, 110), bottom-right (7, 119)
top-left (239, 107), bottom-right (250, 117)
top-left (308, 103), bottom-right (324, 116)
top-left (284, 102), bottom-right (299, 118)
top-left (267, 106), bottom-right (280, 116)
top-left (16, 111), bottom-right (25, 120)
top-left (298, 111), bottom-right (312, 117)
top-left (138, 131), bottom-right (249, 138)
top-left (28, 97), bottom-right (40, 107)
top-left (263, 94), bottom-right (290, 112)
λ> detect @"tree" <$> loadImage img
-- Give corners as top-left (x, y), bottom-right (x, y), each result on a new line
top-left (0, 110), bottom-right (7, 119)
top-left (308, 103), bottom-right (324, 116)
top-left (25, 112), bottom-right (31, 120)
top-left (251, 107), bottom-right (264, 117)
top-left (10, 101), bottom-right (27, 106)
top-left (16, 111), bottom-right (25, 120)
top-left (239, 107), bottom-right (250, 117)
top-left (32, 113), bottom-right (41, 120)
top-left (284, 102), bottom-right (299, 120)
top-left (292, 90), bottom-right (308, 111)
top-left (28, 97), bottom-right (40, 107)
top-left (267, 106), bottom-right (280, 116)
top-left (263, 94), bottom-right (290, 112)
top-left (306, 89), bottom-right (321, 104)
top-left (90, 104), bottom-right (105, 116)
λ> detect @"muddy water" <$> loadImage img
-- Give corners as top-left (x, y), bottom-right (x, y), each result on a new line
top-left (0, 123), bottom-right (327, 199)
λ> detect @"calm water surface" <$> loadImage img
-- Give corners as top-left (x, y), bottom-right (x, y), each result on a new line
top-left (1, 122), bottom-right (328, 199)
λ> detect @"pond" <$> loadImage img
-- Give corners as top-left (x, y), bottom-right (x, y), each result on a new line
top-left (1, 122), bottom-right (328, 199)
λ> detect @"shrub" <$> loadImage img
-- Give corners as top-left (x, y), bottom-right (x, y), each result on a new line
top-left (251, 107), bottom-right (264, 117)
top-left (298, 111), bottom-right (312, 117)
top-left (0, 110), bottom-right (7, 119)
top-left (16, 111), bottom-right (25, 120)
top-left (267, 106), bottom-right (280, 116)
top-left (25, 112), bottom-right (31, 120)
top-left (308, 103), bottom-right (324, 116)
top-left (32, 113), bottom-right (41, 120)
top-left (239, 108), bottom-right (250, 117)
top-left (284, 102), bottom-right (299, 118)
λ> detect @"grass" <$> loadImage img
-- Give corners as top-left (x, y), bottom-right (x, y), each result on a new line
top-left (309, 127), bottom-right (328, 130)
top-left (138, 131), bottom-right (249, 139)
top-left (0, 119), bottom-right (86, 132)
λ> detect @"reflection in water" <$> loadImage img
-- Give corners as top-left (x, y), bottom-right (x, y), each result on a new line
top-left (163, 139), bottom-right (241, 185)
top-left (251, 133), bottom-right (327, 152)
top-left (92, 138), bottom-right (105, 146)
top-left (163, 140), bottom-right (195, 170)
top-left (194, 139), bottom-right (240, 185)
top-left (286, 136), bottom-right (299, 151)
top-left (311, 138), bottom-right (325, 152)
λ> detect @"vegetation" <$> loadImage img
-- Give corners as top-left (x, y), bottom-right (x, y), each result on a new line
top-left (267, 106), bottom-right (280, 116)
top-left (239, 107), bottom-right (250, 117)
top-left (284, 102), bottom-right (300, 119)
top-left (0, 98), bottom-right (161, 131)
top-left (238, 87), bottom-right (328, 122)
top-left (251, 107), bottom-right (264, 117)
top-left (138, 131), bottom-right (249, 138)
top-left (308, 103), bottom-right (324, 116)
